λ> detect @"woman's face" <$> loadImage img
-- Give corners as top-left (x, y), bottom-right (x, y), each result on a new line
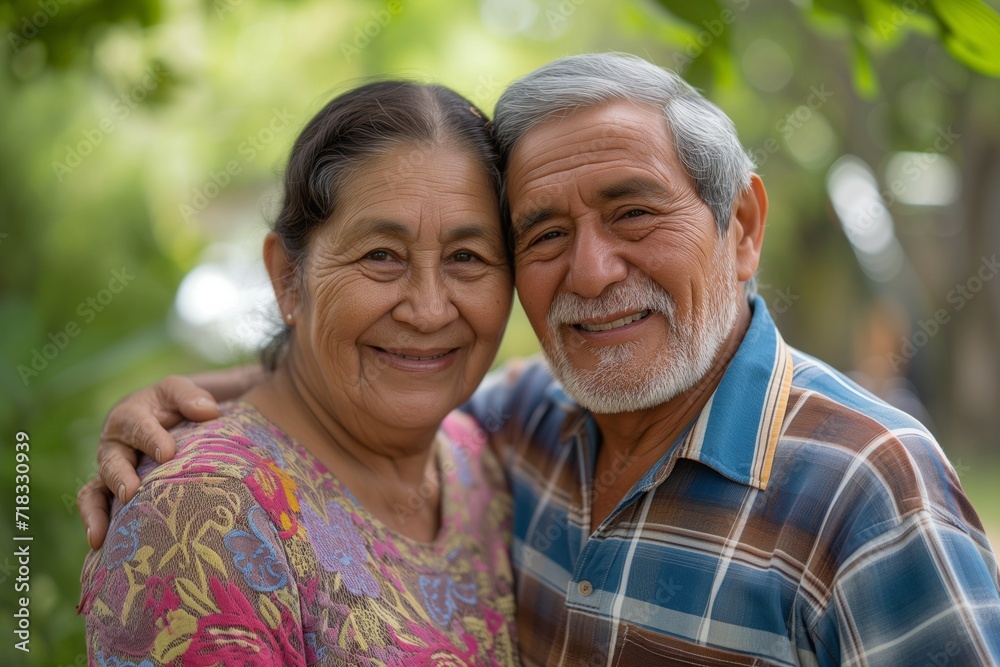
top-left (283, 141), bottom-right (512, 434)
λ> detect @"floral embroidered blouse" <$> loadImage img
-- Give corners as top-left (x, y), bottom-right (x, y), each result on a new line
top-left (79, 402), bottom-right (518, 666)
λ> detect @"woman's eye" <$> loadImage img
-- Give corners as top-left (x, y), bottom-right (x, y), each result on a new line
top-left (365, 249), bottom-right (391, 261)
top-left (621, 209), bottom-right (647, 219)
top-left (453, 251), bottom-right (478, 263)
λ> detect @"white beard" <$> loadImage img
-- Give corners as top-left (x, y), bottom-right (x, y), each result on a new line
top-left (543, 245), bottom-right (741, 414)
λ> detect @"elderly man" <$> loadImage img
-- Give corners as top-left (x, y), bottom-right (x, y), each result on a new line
top-left (82, 54), bottom-right (1000, 665)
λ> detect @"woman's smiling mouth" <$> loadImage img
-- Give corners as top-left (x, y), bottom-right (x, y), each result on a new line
top-left (369, 346), bottom-right (461, 372)
top-left (376, 347), bottom-right (455, 361)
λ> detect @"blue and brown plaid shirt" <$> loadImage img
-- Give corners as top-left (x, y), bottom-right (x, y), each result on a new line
top-left (463, 295), bottom-right (1000, 666)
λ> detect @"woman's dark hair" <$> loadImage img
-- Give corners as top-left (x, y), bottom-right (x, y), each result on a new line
top-left (261, 80), bottom-right (502, 370)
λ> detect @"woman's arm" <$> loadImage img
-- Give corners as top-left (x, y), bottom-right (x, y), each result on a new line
top-left (81, 474), bottom-right (304, 665)
top-left (79, 366), bottom-right (263, 548)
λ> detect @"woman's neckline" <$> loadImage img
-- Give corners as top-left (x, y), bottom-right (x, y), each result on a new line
top-left (222, 399), bottom-right (459, 551)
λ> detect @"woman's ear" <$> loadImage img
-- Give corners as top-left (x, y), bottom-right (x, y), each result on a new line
top-left (731, 173), bottom-right (768, 283)
top-left (263, 233), bottom-right (298, 322)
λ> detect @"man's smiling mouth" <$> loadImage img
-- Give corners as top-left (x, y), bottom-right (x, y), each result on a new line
top-left (573, 310), bottom-right (652, 332)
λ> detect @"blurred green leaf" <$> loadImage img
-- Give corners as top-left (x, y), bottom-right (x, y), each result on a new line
top-left (859, 0), bottom-right (910, 45)
top-left (653, 0), bottom-right (727, 31)
top-left (851, 34), bottom-right (880, 98)
top-left (930, 0), bottom-right (1000, 76)
top-left (652, 0), bottom-right (736, 87)
top-left (814, 0), bottom-right (867, 24)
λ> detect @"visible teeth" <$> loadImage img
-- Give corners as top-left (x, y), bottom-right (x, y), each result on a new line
top-left (397, 352), bottom-right (447, 361)
top-left (577, 310), bottom-right (651, 332)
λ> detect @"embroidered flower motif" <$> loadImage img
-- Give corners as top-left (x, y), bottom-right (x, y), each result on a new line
top-left (373, 536), bottom-right (402, 562)
top-left (301, 500), bottom-right (380, 598)
top-left (481, 606), bottom-right (505, 635)
top-left (94, 651), bottom-right (156, 667)
top-left (244, 457), bottom-right (300, 539)
top-left (223, 505), bottom-right (290, 592)
top-left (143, 575), bottom-right (181, 623)
top-left (380, 562), bottom-right (406, 593)
top-left (239, 421), bottom-right (288, 467)
top-left (185, 577), bottom-right (303, 667)
top-left (303, 631), bottom-right (328, 663)
top-left (419, 574), bottom-right (478, 626)
top-left (78, 560), bottom-right (106, 615)
top-left (387, 620), bottom-right (480, 667)
top-left (105, 518), bottom-right (141, 568)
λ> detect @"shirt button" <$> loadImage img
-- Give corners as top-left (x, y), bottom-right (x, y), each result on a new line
top-left (578, 580), bottom-right (593, 597)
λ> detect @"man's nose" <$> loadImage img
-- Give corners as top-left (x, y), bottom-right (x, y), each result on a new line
top-left (563, 225), bottom-right (629, 298)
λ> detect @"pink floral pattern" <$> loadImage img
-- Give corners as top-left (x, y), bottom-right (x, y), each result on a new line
top-left (81, 402), bottom-right (517, 666)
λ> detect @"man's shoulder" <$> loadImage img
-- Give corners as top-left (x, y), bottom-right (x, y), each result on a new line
top-left (468, 357), bottom-right (569, 422)
top-left (786, 347), bottom-right (929, 437)
top-left (464, 357), bottom-right (580, 460)
top-left (778, 347), bottom-right (977, 532)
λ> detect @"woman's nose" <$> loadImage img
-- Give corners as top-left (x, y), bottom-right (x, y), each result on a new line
top-left (392, 267), bottom-right (459, 332)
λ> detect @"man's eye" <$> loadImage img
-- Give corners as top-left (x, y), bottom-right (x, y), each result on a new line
top-left (534, 230), bottom-right (562, 245)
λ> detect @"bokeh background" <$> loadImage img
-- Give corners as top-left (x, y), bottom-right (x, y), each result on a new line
top-left (2, 0), bottom-right (999, 663)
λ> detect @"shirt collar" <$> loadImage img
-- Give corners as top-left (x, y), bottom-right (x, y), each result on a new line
top-left (674, 295), bottom-right (793, 490)
top-left (556, 295), bottom-right (793, 491)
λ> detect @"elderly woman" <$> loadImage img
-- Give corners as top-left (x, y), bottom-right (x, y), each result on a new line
top-left (79, 81), bottom-right (518, 665)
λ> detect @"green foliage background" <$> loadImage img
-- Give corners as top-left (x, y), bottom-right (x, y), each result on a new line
top-left (1, 0), bottom-right (999, 663)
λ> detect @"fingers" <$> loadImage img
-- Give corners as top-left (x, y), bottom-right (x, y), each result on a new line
top-left (101, 375), bottom-right (200, 465)
top-left (98, 439), bottom-right (140, 505)
top-left (77, 478), bottom-right (112, 550)
top-left (86, 374), bottom-right (222, 548)
top-left (104, 402), bottom-right (179, 465)
top-left (158, 375), bottom-right (220, 423)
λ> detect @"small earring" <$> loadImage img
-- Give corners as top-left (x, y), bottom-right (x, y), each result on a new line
top-left (284, 312), bottom-right (294, 324)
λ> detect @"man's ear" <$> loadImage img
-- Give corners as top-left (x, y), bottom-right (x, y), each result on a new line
top-left (731, 173), bottom-right (768, 283)
top-left (263, 232), bottom-right (298, 319)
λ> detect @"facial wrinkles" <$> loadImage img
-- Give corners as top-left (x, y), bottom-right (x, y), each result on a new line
top-left (543, 243), bottom-right (740, 414)
top-left (547, 272), bottom-right (673, 326)
top-left (513, 159), bottom-right (694, 255)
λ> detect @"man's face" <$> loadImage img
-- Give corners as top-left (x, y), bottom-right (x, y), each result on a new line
top-left (506, 101), bottom-right (743, 413)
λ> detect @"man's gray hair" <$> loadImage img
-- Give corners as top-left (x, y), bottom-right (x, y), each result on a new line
top-left (493, 52), bottom-right (755, 236)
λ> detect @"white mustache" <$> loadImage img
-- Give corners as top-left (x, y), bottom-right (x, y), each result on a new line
top-left (546, 274), bottom-right (676, 329)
